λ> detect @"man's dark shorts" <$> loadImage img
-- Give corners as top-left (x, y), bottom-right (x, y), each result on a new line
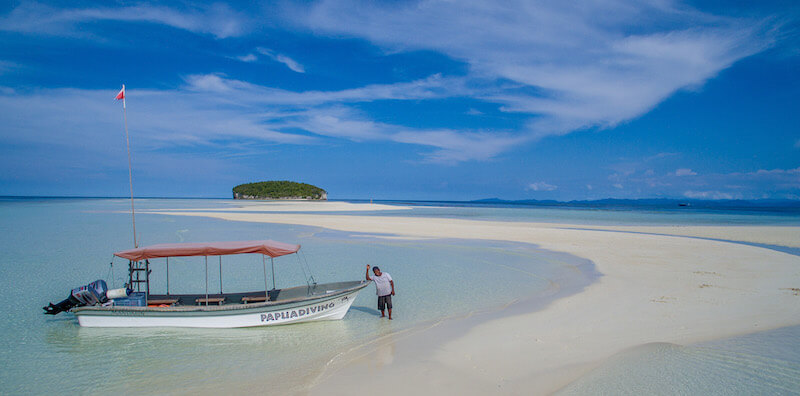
top-left (378, 295), bottom-right (392, 310)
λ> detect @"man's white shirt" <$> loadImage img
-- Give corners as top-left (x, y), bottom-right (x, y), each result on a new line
top-left (369, 272), bottom-right (393, 296)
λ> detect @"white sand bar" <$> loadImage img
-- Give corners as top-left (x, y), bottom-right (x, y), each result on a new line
top-left (147, 206), bottom-right (800, 394)
top-left (149, 200), bottom-right (413, 213)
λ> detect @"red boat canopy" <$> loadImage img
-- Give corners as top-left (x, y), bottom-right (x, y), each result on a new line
top-left (114, 240), bottom-right (301, 261)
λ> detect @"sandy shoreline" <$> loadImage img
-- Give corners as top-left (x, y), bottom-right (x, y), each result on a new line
top-left (145, 203), bottom-right (800, 394)
top-left (148, 200), bottom-right (413, 212)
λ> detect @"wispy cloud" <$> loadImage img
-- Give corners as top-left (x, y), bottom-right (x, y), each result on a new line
top-left (674, 168), bottom-right (697, 176)
top-left (0, 1), bottom-right (249, 39)
top-left (182, 73), bottom-right (467, 105)
top-left (0, 1), bottom-right (788, 178)
top-left (295, 0), bottom-right (773, 139)
top-left (0, 75), bottom-right (513, 165)
top-left (0, 87), bottom-right (312, 152)
top-left (526, 182), bottom-right (557, 191)
top-left (393, 128), bottom-right (524, 163)
top-left (177, 74), bottom-right (516, 162)
top-left (609, 164), bottom-right (800, 199)
top-left (235, 53), bottom-right (258, 63)
top-left (2, 1), bottom-right (777, 167)
top-left (683, 190), bottom-right (739, 200)
top-left (256, 48), bottom-right (305, 73)
top-left (270, 106), bottom-right (523, 163)
top-left (232, 48), bottom-right (307, 73)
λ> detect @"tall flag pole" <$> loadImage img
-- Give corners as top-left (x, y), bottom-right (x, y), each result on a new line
top-left (116, 84), bottom-right (137, 248)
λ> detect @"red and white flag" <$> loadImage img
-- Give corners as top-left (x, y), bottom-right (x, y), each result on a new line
top-left (115, 85), bottom-right (125, 100)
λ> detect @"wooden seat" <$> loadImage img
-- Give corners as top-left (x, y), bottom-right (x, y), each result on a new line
top-left (241, 295), bottom-right (268, 304)
top-left (147, 298), bottom-right (179, 306)
top-left (196, 297), bottom-right (225, 305)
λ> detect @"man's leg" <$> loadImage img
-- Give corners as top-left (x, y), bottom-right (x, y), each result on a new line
top-left (386, 295), bottom-right (393, 320)
top-left (387, 308), bottom-right (392, 320)
top-left (378, 296), bottom-right (386, 317)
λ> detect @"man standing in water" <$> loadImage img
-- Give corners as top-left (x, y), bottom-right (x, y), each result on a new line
top-left (366, 264), bottom-right (395, 319)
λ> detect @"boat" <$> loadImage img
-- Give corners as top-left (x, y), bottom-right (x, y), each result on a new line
top-left (44, 240), bottom-right (370, 328)
top-left (41, 87), bottom-right (369, 328)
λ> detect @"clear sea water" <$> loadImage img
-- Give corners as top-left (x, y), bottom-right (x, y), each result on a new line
top-left (168, 197), bottom-right (800, 226)
top-left (0, 198), bottom-right (594, 394)
top-left (558, 326), bottom-right (800, 395)
top-left (0, 197), bottom-right (797, 394)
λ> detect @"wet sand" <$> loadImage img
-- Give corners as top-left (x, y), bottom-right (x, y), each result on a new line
top-left (146, 203), bottom-right (800, 394)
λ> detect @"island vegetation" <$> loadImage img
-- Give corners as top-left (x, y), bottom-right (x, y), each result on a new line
top-left (232, 181), bottom-right (327, 200)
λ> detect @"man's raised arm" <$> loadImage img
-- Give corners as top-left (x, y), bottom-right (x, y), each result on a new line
top-left (366, 264), bottom-right (371, 281)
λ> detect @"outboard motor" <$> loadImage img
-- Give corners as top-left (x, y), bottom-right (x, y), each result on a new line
top-left (43, 280), bottom-right (128, 315)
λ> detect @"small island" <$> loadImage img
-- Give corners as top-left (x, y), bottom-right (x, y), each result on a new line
top-left (232, 181), bottom-right (327, 200)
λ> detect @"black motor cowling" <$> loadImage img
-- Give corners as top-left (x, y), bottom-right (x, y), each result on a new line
top-left (43, 279), bottom-right (109, 315)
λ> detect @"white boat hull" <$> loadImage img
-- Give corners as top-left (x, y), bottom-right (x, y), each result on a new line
top-left (74, 285), bottom-right (365, 328)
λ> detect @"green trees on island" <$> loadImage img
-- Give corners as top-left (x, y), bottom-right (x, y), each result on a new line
top-left (232, 181), bottom-right (327, 200)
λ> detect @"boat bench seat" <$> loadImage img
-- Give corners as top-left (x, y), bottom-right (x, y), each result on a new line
top-left (196, 297), bottom-right (225, 305)
top-left (147, 298), bottom-right (179, 306)
top-left (241, 295), bottom-right (268, 304)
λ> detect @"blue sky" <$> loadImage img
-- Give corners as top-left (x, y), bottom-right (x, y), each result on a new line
top-left (0, 0), bottom-right (798, 200)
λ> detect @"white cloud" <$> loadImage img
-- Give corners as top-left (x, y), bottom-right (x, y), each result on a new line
top-left (1, 1), bottom-right (775, 167)
top-left (182, 73), bottom-right (467, 105)
top-left (393, 129), bottom-right (523, 163)
top-left (236, 53), bottom-right (258, 63)
top-left (613, 183), bottom-right (624, 189)
top-left (683, 190), bottom-right (739, 200)
top-left (277, 106), bottom-right (524, 163)
top-left (0, 87), bottom-right (313, 153)
top-left (0, 77), bottom-right (515, 165)
top-left (527, 182), bottom-right (557, 191)
top-left (296, 0), bottom-right (771, 139)
top-left (750, 167), bottom-right (800, 176)
top-left (256, 48), bottom-right (305, 73)
top-left (604, 165), bottom-right (799, 199)
top-left (274, 54), bottom-right (305, 73)
top-left (0, 2), bottom-right (249, 39)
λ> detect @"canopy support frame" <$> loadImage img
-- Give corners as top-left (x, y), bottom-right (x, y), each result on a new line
top-left (271, 257), bottom-right (276, 290)
top-left (268, 255), bottom-right (269, 302)
top-left (204, 256), bottom-right (208, 307)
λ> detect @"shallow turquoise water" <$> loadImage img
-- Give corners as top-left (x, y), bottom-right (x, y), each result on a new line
top-left (143, 196), bottom-right (800, 226)
top-left (558, 326), bottom-right (800, 395)
top-left (2, 198), bottom-right (797, 394)
top-left (384, 204), bottom-right (800, 225)
top-left (0, 198), bottom-right (595, 394)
